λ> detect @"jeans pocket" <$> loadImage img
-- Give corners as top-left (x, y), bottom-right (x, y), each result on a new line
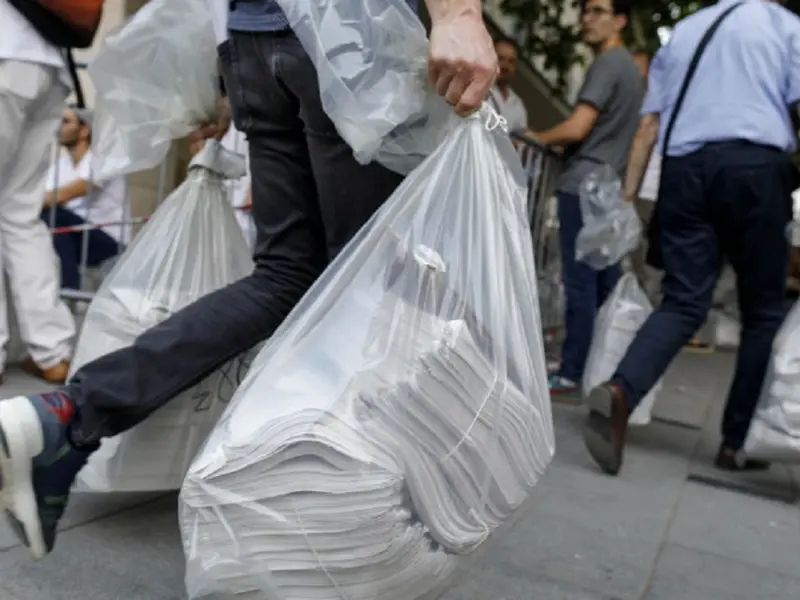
top-left (218, 37), bottom-right (252, 132)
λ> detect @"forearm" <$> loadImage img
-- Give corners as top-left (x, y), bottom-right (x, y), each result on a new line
top-left (424, 0), bottom-right (482, 21)
top-left (623, 115), bottom-right (659, 201)
top-left (534, 121), bottom-right (584, 147)
top-left (44, 179), bottom-right (90, 208)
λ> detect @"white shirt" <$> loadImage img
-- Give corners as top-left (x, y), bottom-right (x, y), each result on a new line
top-left (0, 1), bottom-right (69, 82)
top-left (639, 151), bottom-right (662, 202)
top-left (487, 85), bottom-right (528, 134)
top-left (45, 151), bottom-right (130, 243)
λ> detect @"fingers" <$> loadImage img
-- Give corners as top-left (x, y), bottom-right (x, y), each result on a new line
top-left (187, 123), bottom-right (218, 146)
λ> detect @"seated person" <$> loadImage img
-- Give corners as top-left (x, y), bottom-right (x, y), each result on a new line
top-left (42, 106), bottom-right (129, 291)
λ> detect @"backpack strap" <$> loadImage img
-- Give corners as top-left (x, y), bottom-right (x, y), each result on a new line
top-left (65, 49), bottom-right (86, 108)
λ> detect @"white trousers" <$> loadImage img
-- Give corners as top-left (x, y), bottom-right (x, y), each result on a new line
top-left (0, 59), bottom-right (75, 370)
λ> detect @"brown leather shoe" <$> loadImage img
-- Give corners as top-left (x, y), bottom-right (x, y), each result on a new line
top-left (714, 445), bottom-right (771, 472)
top-left (583, 381), bottom-right (630, 476)
top-left (19, 356), bottom-right (70, 385)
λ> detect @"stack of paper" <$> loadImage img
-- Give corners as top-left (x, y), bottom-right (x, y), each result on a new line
top-left (181, 299), bottom-right (553, 600)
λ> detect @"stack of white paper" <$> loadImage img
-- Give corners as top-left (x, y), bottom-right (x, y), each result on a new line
top-left (181, 299), bottom-right (553, 600)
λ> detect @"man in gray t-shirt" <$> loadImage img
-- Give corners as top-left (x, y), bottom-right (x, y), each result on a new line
top-left (529, 0), bottom-right (643, 396)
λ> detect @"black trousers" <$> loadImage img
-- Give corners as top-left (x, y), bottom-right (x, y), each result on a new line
top-left (615, 141), bottom-right (793, 450)
top-left (67, 31), bottom-right (404, 445)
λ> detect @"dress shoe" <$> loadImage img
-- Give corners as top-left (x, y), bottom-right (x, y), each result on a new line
top-left (714, 445), bottom-right (771, 472)
top-left (19, 357), bottom-right (70, 385)
top-left (583, 381), bottom-right (630, 475)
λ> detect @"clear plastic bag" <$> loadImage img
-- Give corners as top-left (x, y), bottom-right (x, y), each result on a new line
top-left (576, 166), bottom-right (642, 270)
top-left (88, 0), bottom-right (219, 180)
top-left (72, 141), bottom-right (254, 492)
top-left (274, 0), bottom-right (457, 175)
top-left (180, 106), bottom-right (554, 600)
top-left (743, 301), bottom-right (800, 462)
top-left (582, 273), bottom-right (661, 426)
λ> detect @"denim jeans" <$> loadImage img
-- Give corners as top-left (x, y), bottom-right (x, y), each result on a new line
top-left (67, 31), bottom-right (404, 445)
top-left (41, 206), bottom-right (120, 290)
top-left (615, 141), bottom-right (792, 450)
top-left (557, 191), bottom-right (621, 382)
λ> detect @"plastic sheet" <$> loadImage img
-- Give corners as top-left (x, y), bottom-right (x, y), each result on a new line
top-left (88, 0), bottom-right (219, 180)
top-left (72, 141), bottom-right (254, 492)
top-left (743, 301), bottom-right (800, 463)
top-left (274, 0), bottom-right (457, 175)
top-left (576, 166), bottom-right (642, 270)
top-left (582, 274), bottom-right (661, 426)
top-left (180, 105), bottom-right (554, 600)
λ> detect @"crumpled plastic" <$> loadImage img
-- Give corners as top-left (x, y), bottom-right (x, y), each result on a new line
top-left (72, 141), bottom-right (255, 492)
top-left (88, 0), bottom-right (219, 180)
top-left (576, 166), bottom-right (642, 270)
top-left (179, 105), bottom-right (555, 600)
top-left (743, 300), bottom-right (800, 463)
top-left (582, 273), bottom-right (661, 426)
top-left (273, 0), bottom-right (458, 175)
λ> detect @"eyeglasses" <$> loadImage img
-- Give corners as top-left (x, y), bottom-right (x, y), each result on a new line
top-left (582, 5), bottom-right (612, 18)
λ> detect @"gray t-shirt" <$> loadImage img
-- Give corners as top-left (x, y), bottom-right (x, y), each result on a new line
top-left (557, 47), bottom-right (644, 195)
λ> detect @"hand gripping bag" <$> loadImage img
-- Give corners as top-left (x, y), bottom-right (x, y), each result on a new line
top-left (273, 0), bottom-right (457, 175)
top-left (582, 273), bottom-right (662, 426)
top-left (72, 140), bottom-right (255, 492)
top-left (744, 301), bottom-right (800, 462)
top-left (180, 105), bottom-right (555, 600)
top-left (576, 166), bottom-right (642, 270)
top-left (87, 0), bottom-right (219, 180)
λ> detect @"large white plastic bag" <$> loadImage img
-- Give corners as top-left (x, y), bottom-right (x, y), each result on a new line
top-left (744, 301), bottom-right (800, 462)
top-left (72, 141), bottom-right (254, 493)
top-left (582, 274), bottom-right (661, 426)
top-left (180, 106), bottom-right (554, 600)
top-left (274, 0), bottom-right (457, 175)
top-left (576, 166), bottom-right (642, 270)
top-left (88, 0), bottom-right (218, 180)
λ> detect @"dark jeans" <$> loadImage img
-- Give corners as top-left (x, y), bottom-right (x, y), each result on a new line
top-left (66, 31), bottom-right (404, 445)
top-left (615, 141), bottom-right (792, 450)
top-left (557, 191), bottom-right (621, 382)
top-left (41, 206), bottom-right (120, 290)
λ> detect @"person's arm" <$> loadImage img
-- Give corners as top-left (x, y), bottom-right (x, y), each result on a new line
top-left (187, 59), bottom-right (232, 154)
top-left (622, 114), bottom-right (659, 203)
top-left (624, 48), bottom-right (666, 202)
top-left (425, 0), bottom-right (497, 116)
top-left (43, 179), bottom-right (92, 209)
top-left (529, 104), bottom-right (599, 147)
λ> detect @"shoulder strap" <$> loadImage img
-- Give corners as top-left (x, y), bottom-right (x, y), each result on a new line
top-left (661, 2), bottom-right (743, 156)
top-left (65, 49), bottom-right (86, 108)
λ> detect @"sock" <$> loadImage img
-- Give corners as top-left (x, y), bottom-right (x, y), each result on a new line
top-left (29, 390), bottom-right (76, 467)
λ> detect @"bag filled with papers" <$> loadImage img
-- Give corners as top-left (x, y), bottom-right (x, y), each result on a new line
top-left (72, 140), bottom-right (254, 492)
top-left (180, 105), bottom-right (555, 600)
top-left (582, 273), bottom-right (661, 426)
top-left (744, 301), bottom-right (800, 462)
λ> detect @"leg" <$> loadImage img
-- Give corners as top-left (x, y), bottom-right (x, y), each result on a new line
top-left (40, 207), bottom-right (81, 290)
top-left (0, 31), bottom-right (404, 559)
top-left (555, 191), bottom-right (598, 389)
top-left (713, 144), bottom-right (792, 453)
top-left (0, 61), bottom-right (75, 371)
top-left (584, 152), bottom-right (720, 475)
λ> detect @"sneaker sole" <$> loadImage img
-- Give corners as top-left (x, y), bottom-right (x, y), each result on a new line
top-left (0, 397), bottom-right (46, 559)
top-left (582, 386), bottom-right (621, 475)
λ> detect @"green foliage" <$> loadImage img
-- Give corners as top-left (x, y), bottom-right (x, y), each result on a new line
top-left (497, 0), bottom-right (705, 99)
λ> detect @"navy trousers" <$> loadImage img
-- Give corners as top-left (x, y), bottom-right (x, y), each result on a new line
top-left (615, 141), bottom-right (793, 450)
top-left (557, 191), bottom-right (621, 382)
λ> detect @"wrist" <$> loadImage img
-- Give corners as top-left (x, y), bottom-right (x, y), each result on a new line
top-left (425, 0), bottom-right (482, 23)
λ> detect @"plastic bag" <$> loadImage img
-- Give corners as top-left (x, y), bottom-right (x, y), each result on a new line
top-left (180, 106), bottom-right (554, 600)
top-left (582, 273), bottom-right (661, 426)
top-left (743, 301), bottom-right (800, 462)
top-left (576, 166), bottom-right (642, 270)
top-left (274, 0), bottom-right (457, 175)
top-left (72, 141), bottom-right (254, 492)
top-left (88, 0), bottom-right (218, 180)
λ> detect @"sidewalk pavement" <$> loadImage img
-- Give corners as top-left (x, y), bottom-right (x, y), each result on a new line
top-left (0, 350), bottom-right (797, 599)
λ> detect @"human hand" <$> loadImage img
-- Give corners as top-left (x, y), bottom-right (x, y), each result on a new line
top-left (427, 6), bottom-right (497, 117)
top-left (188, 96), bottom-right (231, 155)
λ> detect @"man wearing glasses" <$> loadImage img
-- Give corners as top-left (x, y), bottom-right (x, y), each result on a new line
top-left (528, 0), bottom-right (643, 398)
